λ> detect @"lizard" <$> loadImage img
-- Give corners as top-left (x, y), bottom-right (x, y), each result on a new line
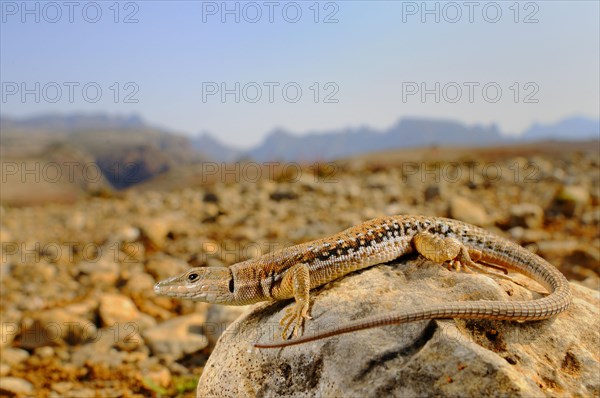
top-left (153, 215), bottom-right (572, 349)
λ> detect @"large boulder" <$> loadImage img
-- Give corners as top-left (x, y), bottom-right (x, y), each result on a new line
top-left (197, 258), bottom-right (599, 397)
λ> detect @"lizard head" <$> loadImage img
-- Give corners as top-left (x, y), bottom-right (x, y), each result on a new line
top-left (153, 267), bottom-right (235, 304)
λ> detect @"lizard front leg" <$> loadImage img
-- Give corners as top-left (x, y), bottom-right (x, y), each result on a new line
top-left (278, 263), bottom-right (313, 340)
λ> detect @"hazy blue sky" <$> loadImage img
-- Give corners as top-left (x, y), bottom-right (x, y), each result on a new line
top-left (1, 1), bottom-right (599, 147)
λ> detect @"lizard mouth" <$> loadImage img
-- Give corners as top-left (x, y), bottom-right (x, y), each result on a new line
top-left (154, 279), bottom-right (205, 299)
top-left (153, 276), bottom-right (178, 295)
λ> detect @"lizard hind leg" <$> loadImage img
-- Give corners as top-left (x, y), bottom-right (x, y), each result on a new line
top-left (414, 232), bottom-right (516, 283)
top-left (414, 231), bottom-right (462, 266)
top-left (414, 231), bottom-right (480, 274)
top-left (457, 246), bottom-right (516, 281)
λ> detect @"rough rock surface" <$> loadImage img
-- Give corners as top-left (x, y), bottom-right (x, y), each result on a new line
top-left (198, 258), bottom-right (599, 398)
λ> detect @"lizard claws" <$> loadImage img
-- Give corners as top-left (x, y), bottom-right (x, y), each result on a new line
top-left (447, 259), bottom-right (475, 273)
top-left (280, 301), bottom-right (311, 339)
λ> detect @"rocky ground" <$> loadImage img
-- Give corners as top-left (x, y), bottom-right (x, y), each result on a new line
top-left (0, 144), bottom-right (598, 397)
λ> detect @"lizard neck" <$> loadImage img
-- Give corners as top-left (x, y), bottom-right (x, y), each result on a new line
top-left (229, 260), bottom-right (278, 305)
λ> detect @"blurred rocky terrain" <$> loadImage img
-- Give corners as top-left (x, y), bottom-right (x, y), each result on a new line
top-left (0, 142), bottom-right (598, 397)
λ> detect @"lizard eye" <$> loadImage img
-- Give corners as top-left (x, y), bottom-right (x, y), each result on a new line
top-left (188, 273), bottom-right (199, 282)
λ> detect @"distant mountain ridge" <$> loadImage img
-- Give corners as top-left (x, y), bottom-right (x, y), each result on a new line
top-left (192, 116), bottom-right (597, 162)
top-left (2, 112), bottom-right (598, 165)
top-left (239, 119), bottom-right (506, 162)
top-left (1, 113), bottom-right (146, 132)
top-left (190, 132), bottom-right (245, 163)
top-left (521, 116), bottom-right (599, 141)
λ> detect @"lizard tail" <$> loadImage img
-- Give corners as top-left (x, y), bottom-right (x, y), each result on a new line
top-left (253, 294), bottom-right (570, 348)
